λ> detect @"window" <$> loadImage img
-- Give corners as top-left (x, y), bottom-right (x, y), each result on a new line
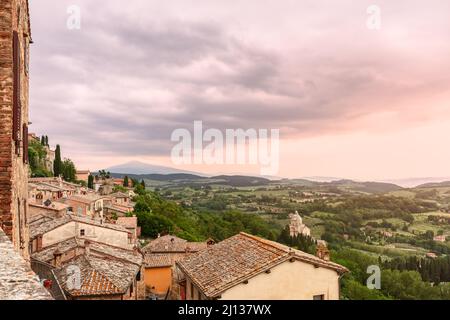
top-left (313, 294), bottom-right (325, 300)
top-left (80, 229), bottom-right (85, 236)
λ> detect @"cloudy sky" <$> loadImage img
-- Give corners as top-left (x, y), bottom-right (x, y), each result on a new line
top-left (29, 0), bottom-right (450, 180)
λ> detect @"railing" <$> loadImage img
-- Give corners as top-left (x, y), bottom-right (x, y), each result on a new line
top-left (30, 259), bottom-right (67, 300)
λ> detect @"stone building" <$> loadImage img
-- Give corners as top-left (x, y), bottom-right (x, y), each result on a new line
top-left (0, 0), bottom-right (32, 259)
top-left (76, 170), bottom-right (90, 183)
top-left (289, 211), bottom-right (311, 238)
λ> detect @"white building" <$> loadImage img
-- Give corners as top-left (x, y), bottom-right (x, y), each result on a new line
top-left (289, 211), bottom-right (311, 237)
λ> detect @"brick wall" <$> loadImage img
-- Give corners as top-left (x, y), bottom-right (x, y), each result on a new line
top-left (0, 0), bottom-right (31, 260)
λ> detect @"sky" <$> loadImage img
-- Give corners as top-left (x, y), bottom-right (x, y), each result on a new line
top-left (29, 0), bottom-right (450, 180)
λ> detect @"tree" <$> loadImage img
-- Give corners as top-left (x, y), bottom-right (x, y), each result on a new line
top-left (424, 230), bottom-right (435, 240)
top-left (53, 145), bottom-right (62, 177)
top-left (98, 170), bottom-right (111, 179)
top-left (61, 158), bottom-right (77, 182)
top-left (40, 136), bottom-right (45, 146)
top-left (140, 179), bottom-right (146, 189)
top-left (123, 176), bottom-right (129, 187)
top-left (45, 135), bottom-right (49, 146)
top-left (88, 174), bottom-right (94, 189)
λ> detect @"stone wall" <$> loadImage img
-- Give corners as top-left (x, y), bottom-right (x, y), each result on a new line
top-left (0, 0), bottom-right (31, 260)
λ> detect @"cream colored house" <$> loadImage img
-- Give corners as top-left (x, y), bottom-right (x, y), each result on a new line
top-left (175, 233), bottom-right (348, 300)
top-left (29, 214), bottom-right (134, 252)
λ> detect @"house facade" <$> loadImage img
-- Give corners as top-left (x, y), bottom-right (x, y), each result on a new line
top-left (29, 214), bottom-right (134, 252)
top-left (142, 235), bottom-right (208, 299)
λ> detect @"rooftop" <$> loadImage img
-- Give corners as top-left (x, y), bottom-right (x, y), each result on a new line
top-left (29, 213), bottom-right (130, 239)
top-left (176, 232), bottom-right (348, 298)
top-left (65, 194), bottom-right (104, 204)
top-left (0, 228), bottom-right (53, 300)
top-left (32, 238), bottom-right (142, 297)
top-left (144, 254), bottom-right (173, 268)
top-left (116, 216), bottom-right (138, 229)
top-left (143, 235), bottom-right (207, 253)
top-left (30, 202), bottom-right (69, 212)
top-left (109, 192), bottom-right (130, 199)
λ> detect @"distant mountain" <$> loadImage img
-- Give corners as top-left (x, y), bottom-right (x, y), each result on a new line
top-left (328, 180), bottom-right (403, 193)
top-left (302, 176), bottom-right (343, 183)
top-left (108, 173), bottom-right (272, 187)
top-left (377, 177), bottom-right (450, 188)
top-left (102, 162), bottom-right (424, 192)
top-left (415, 181), bottom-right (450, 189)
top-left (104, 161), bottom-right (206, 176)
top-left (210, 175), bottom-right (271, 187)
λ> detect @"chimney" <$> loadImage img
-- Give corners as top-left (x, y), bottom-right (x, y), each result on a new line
top-left (316, 240), bottom-right (330, 261)
top-left (84, 240), bottom-right (91, 256)
top-left (53, 248), bottom-right (63, 268)
top-left (37, 235), bottom-right (43, 252)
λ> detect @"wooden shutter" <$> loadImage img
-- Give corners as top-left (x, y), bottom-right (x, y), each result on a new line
top-left (23, 124), bottom-right (28, 163)
top-left (13, 31), bottom-right (22, 152)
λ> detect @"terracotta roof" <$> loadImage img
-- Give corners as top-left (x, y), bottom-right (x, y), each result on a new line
top-left (0, 228), bottom-right (52, 300)
top-left (70, 269), bottom-right (122, 297)
top-left (110, 192), bottom-right (130, 198)
top-left (29, 214), bottom-right (130, 239)
top-left (29, 182), bottom-right (63, 192)
top-left (116, 217), bottom-right (137, 229)
top-left (176, 232), bottom-right (348, 298)
top-left (54, 253), bottom-right (140, 297)
top-left (144, 254), bottom-right (173, 268)
top-left (30, 202), bottom-right (69, 212)
top-left (143, 235), bottom-right (207, 253)
top-left (104, 205), bottom-right (130, 214)
top-left (32, 238), bottom-right (142, 266)
top-left (66, 194), bottom-right (103, 204)
top-left (32, 238), bottom-right (143, 297)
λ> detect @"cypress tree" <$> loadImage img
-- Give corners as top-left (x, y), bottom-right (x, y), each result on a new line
top-left (88, 174), bottom-right (94, 189)
top-left (53, 145), bottom-right (62, 176)
top-left (140, 179), bottom-right (146, 189)
top-left (123, 176), bottom-right (129, 187)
